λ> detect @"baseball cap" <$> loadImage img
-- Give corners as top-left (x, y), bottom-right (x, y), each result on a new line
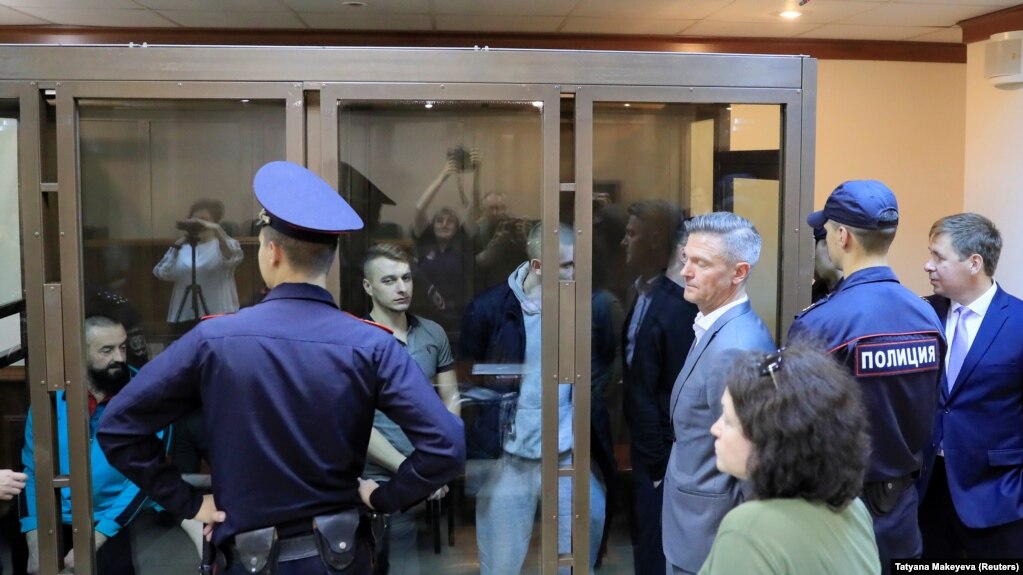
top-left (807, 180), bottom-right (899, 231)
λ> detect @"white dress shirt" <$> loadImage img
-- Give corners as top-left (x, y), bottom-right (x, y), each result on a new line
top-left (693, 295), bottom-right (749, 346)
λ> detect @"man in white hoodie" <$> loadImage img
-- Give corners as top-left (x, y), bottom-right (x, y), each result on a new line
top-left (459, 223), bottom-right (606, 574)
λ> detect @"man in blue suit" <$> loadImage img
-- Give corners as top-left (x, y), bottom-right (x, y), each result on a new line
top-left (920, 212), bottom-right (1023, 558)
top-left (662, 212), bottom-right (775, 575)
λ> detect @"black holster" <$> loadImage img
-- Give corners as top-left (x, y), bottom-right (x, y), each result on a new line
top-left (861, 475), bottom-right (914, 516)
top-left (313, 510), bottom-right (361, 572)
top-left (232, 526), bottom-right (279, 575)
top-left (368, 512), bottom-right (386, 548)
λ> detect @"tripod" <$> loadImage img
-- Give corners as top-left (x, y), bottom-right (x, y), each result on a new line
top-left (174, 233), bottom-right (210, 323)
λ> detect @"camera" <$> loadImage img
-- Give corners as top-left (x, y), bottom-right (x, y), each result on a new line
top-left (176, 220), bottom-right (206, 237)
top-left (447, 146), bottom-right (472, 172)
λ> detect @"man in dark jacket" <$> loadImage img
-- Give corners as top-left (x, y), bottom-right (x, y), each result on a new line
top-left (620, 200), bottom-right (698, 575)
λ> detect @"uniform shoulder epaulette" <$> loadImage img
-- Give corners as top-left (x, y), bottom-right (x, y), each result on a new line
top-left (798, 294), bottom-right (830, 316)
top-left (346, 312), bottom-right (394, 335)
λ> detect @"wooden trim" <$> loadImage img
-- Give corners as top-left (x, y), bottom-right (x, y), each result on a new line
top-left (961, 5), bottom-right (1023, 44)
top-left (0, 27), bottom-right (966, 63)
top-left (0, 366), bottom-right (25, 382)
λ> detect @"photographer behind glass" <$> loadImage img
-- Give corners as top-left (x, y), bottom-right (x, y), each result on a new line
top-left (153, 199), bottom-right (244, 329)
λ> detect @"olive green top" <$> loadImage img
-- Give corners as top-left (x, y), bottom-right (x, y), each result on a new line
top-left (698, 498), bottom-right (880, 575)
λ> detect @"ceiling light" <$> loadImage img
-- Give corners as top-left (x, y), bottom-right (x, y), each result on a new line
top-left (780, 10), bottom-right (801, 19)
top-left (623, 103), bottom-right (631, 107)
top-left (531, 101), bottom-right (543, 108)
top-left (424, 102), bottom-right (434, 109)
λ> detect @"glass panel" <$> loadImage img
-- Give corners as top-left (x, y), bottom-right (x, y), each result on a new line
top-left (591, 101), bottom-right (783, 573)
top-left (58, 98), bottom-right (284, 572)
top-left (0, 112), bottom-right (21, 375)
top-left (0, 116), bottom-right (19, 309)
top-left (337, 99), bottom-right (587, 573)
top-left (0, 105), bottom-right (25, 572)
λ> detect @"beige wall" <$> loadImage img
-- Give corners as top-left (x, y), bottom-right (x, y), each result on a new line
top-left (816, 60), bottom-right (966, 295)
top-left (964, 41), bottom-right (1023, 295)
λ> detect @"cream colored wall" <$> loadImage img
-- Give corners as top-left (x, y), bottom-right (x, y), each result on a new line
top-left (816, 60), bottom-right (966, 295)
top-left (963, 41), bottom-right (1023, 295)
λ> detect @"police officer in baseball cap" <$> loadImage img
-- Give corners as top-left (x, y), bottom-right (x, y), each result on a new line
top-left (99, 161), bottom-right (466, 574)
top-left (789, 180), bottom-right (944, 573)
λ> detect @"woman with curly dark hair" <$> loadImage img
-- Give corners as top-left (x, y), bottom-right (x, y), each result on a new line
top-left (698, 345), bottom-right (881, 575)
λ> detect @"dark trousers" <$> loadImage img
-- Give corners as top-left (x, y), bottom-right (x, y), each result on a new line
top-left (920, 457), bottom-right (1023, 559)
top-left (1, 502), bottom-right (27, 575)
top-left (870, 484), bottom-right (921, 575)
top-left (224, 537), bottom-right (373, 575)
top-left (60, 524), bottom-right (135, 575)
top-left (630, 454), bottom-right (666, 575)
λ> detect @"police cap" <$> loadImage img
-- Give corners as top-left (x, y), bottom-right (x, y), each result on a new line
top-left (254, 161), bottom-right (364, 244)
top-left (807, 180), bottom-right (899, 231)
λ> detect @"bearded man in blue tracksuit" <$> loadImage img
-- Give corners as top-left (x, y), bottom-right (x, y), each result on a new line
top-left (21, 314), bottom-right (165, 574)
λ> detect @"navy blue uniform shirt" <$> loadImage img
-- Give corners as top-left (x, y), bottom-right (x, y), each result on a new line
top-left (789, 266), bottom-right (944, 482)
top-left (98, 282), bottom-right (465, 544)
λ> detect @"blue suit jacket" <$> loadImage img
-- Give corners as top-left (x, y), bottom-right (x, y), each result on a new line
top-left (923, 287), bottom-right (1023, 528)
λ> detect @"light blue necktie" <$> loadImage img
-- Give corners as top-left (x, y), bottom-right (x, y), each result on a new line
top-left (946, 306), bottom-right (972, 391)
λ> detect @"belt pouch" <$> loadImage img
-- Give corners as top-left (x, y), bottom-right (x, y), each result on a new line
top-left (233, 526), bottom-right (279, 575)
top-left (862, 479), bottom-right (905, 516)
top-left (313, 510), bottom-right (361, 571)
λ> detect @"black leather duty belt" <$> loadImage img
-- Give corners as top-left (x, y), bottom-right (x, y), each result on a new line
top-left (228, 533), bottom-right (320, 565)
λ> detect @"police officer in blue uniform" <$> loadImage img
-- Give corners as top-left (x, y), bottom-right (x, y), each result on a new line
top-left (788, 180), bottom-right (944, 575)
top-left (98, 161), bottom-right (466, 574)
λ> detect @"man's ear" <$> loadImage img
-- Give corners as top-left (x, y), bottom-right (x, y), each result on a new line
top-left (530, 258), bottom-right (542, 276)
top-left (362, 278), bottom-right (373, 297)
top-left (836, 225), bottom-right (852, 250)
top-left (266, 239), bottom-right (284, 267)
top-left (732, 261), bottom-right (751, 285)
top-left (968, 254), bottom-right (984, 276)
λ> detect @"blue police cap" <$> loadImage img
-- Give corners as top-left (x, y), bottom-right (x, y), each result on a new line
top-left (254, 161), bottom-right (364, 243)
top-left (807, 180), bottom-right (899, 231)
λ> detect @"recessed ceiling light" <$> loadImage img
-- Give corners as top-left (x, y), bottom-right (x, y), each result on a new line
top-left (531, 101), bottom-right (543, 108)
top-left (623, 103), bottom-right (631, 107)
top-left (424, 102), bottom-right (434, 109)
top-left (780, 10), bottom-right (801, 19)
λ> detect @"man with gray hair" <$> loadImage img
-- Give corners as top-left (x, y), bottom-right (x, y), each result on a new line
top-left (460, 222), bottom-right (606, 574)
top-left (662, 211), bottom-right (774, 575)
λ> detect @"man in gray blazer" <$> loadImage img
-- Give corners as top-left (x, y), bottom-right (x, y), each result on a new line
top-left (662, 212), bottom-right (775, 575)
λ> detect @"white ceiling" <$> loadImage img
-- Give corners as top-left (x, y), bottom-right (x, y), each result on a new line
top-left (0, 0), bottom-right (1019, 43)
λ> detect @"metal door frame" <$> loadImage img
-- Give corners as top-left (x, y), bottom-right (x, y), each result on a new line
top-left (1, 46), bottom-right (817, 575)
top-left (25, 80), bottom-right (303, 575)
top-left (573, 73), bottom-right (816, 340)
top-left (2, 80), bottom-right (62, 575)
top-left (319, 82), bottom-right (579, 571)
